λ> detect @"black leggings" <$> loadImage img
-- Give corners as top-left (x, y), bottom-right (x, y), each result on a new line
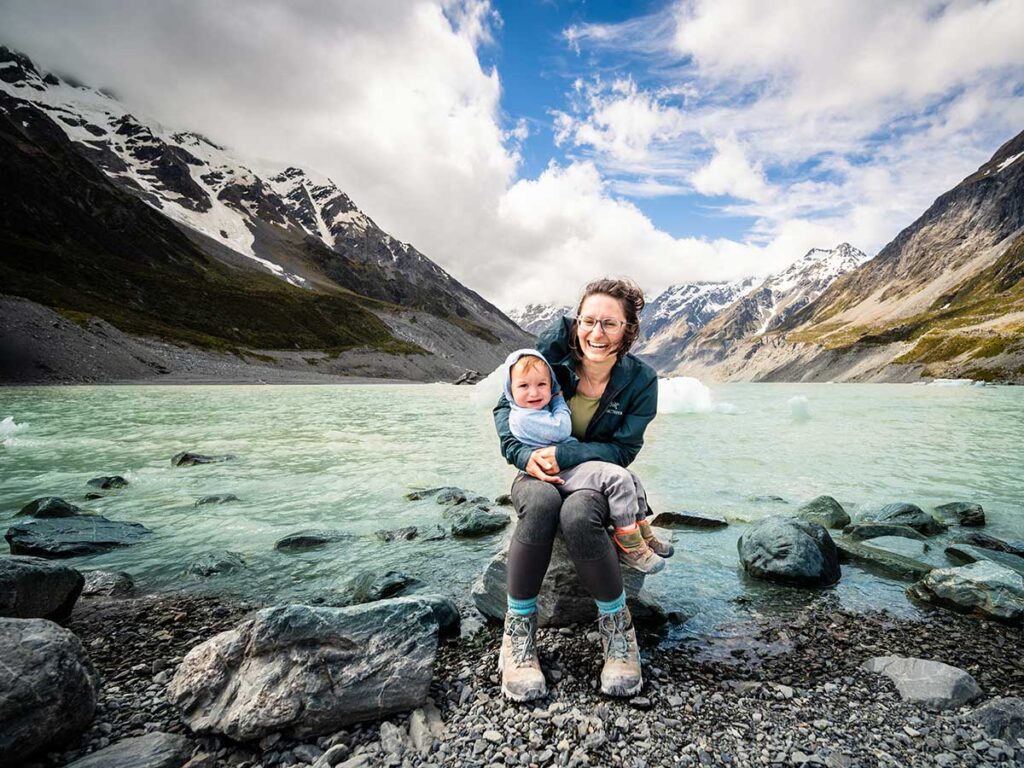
top-left (506, 473), bottom-right (624, 603)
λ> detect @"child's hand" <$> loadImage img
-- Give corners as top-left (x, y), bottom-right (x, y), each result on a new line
top-left (526, 448), bottom-right (563, 484)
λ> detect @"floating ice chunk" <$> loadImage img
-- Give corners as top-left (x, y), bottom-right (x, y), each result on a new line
top-left (658, 377), bottom-right (735, 414)
top-left (1, 416), bottom-right (28, 446)
top-left (468, 365), bottom-right (505, 407)
top-left (928, 378), bottom-right (974, 387)
top-left (788, 395), bottom-right (810, 421)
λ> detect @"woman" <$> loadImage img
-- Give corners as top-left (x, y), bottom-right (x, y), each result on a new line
top-left (492, 277), bottom-right (659, 701)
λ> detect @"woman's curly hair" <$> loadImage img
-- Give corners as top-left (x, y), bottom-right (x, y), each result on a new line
top-left (569, 277), bottom-right (645, 361)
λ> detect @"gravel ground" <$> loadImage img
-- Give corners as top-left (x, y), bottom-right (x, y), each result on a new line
top-left (33, 593), bottom-right (1024, 768)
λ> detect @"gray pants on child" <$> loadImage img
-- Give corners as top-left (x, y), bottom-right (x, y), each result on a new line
top-left (556, 460), bottom-right (649, 529)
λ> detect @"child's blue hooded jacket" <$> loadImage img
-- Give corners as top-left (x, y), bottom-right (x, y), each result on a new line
top-left (502, 348), bottom-right (577, 449)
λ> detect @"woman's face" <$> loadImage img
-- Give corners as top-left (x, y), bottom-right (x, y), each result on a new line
top-left (576, 293), bottom-right (628, 365)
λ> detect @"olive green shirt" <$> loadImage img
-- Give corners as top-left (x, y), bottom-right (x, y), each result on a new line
top-left (568, 392), bottom-right (601, 441)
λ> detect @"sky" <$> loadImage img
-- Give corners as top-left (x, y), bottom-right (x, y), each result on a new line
top-left (2, 0), bottom-right (1023, 311)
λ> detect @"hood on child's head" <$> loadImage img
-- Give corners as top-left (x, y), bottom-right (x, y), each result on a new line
top-left (502, 348), bottom-right (562, 403)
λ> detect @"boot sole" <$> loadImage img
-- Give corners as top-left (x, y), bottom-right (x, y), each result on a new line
top-left (601, 676), bottom-right (643, 697)
top-left (618, 556), bottom-right (666, 574)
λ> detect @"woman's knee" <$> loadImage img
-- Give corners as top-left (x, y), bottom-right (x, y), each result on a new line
top-left (560, 489), bottom-right (609, 536)
top-left (511, 475), bottom-right (562, 544)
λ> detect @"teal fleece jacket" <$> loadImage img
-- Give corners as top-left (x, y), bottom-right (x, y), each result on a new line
top-left (493, 316), bottom-right (659, 471)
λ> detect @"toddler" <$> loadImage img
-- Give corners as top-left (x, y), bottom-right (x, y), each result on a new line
top-left (503, 348), bottom-right (672, 573)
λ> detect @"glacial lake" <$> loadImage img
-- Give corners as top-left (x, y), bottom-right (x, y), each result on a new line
top-left (2, 381), bottom-right (1022, 644)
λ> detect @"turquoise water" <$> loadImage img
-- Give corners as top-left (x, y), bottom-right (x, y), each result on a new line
top-left (2, 382), bottom-right (1022, 639)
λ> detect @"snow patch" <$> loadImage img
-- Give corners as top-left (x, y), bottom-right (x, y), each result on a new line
top-left (996, 151), bottom-right (1024, 173)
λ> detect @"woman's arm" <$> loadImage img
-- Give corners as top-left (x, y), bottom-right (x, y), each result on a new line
top-left (554, 374), bottom-right (658, 469)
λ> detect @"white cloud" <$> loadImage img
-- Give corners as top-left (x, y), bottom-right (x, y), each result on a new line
top-left (691, 135), bottom-right (772, 203)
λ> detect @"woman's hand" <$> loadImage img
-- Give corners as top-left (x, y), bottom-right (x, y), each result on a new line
top-left (526, 447), bottom-right (563, 484)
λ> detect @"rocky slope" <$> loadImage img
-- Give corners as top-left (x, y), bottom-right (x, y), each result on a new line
top-left (0, 47), bottom-right (529, 383)
top-left (643, 246), bottom-right (865, 374)
top-left (666, 131), bottom-right (1024, 383)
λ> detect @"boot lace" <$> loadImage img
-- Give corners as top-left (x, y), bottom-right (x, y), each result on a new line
top-left (505, 614), bottom-right (537, 666)
top-left (598, 611), bottom-right (630, 662)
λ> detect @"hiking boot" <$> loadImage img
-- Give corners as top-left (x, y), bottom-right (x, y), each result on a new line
top-left (638, 519), bottom-right (674, 558)
top-left (497, 612), bottom-right (546, 702)
top-left (613, 527), bottom-right (665, 573)
top-left (597, 606), bottom-right (642, 697)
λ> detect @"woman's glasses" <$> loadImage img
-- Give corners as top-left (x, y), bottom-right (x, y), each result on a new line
top-left (576, 315), bottom-right (629, 334)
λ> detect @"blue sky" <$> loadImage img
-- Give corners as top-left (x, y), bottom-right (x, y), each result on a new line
top-left (2, 0), bottom-right (1023, 308)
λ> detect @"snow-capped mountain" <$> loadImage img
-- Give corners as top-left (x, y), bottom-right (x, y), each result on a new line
top-left (507, 304), bottom-right (574, 336)
top-left (0, 47), bottom-right (529, 378)
top-left (640, 244), bottom-right (866, 372)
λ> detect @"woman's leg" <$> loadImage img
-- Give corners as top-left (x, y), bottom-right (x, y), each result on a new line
top-left (507, 473), bottom-right (562, 599)
top-left (558, 489), bottom-right (623, 601)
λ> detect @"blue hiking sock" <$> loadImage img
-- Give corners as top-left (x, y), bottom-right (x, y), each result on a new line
top-left (595, 590), bottom-right (626, 615)
top-left (507, 595), bottom-right (538, 616)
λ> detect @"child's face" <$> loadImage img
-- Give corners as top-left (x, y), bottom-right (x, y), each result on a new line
top-left (511, 366), bottom-right (553, 409)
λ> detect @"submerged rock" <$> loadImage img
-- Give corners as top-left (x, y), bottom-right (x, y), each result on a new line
top-left (451, 508), bottom-right (510, 538)
top-left (835, 538), bottom-right (932, 581)
top-left (84, 492), bottom-right (104, 501)
top-left (955, 531), bottom-right (1024, 557)
top-left (167, 600), bottom-right (441, 739)
top-left (171, 451), bottom-right (234, 467)
top-left (344, 570), bottom-right (418, 605)
top-left (843, 523), bottom-right (926, 542)
top-left (494, 493), bottom-right (513, 507)
top-left (907, 561), bottom-right (1024, 624)
top-left (0, 556), bottom-right (84, 620)
top-left (194, 493), bottom-right (239, 507)
top-left (859, 535), bottom-right (931, 558)
top-left (737, 517), bottom-right (841, 587)
top-left (16, 496), bottom-right (82, 518)
top-left (934, 501), bottom-right (985, 527)
top-left (650, 511), bottom-right (728, 529)
top-left (945, 544), bottom-right (1024, 577)
top-left (453, 370), bottom-right (484, 385)
top-left (861, 655), bottom-right (981, 711)
top-left (81, 569), bottom-right (134, 597)
top-left (64, 732), bottom-right (193, 768)
top-left (404, 486), bottom-right (464, 502)
top-left (376, 526), bottom-right (418, 542)
top-left (86, 475), bottom-right (128, 490)
top-left (858, 503), bottom-right (947, 536)
top-left (185, 550), bottom-right (247, 578)
top-left (0, 617), bottom-right (99, 764)
top-left (420, 524), bottom-right (447, 541)
top-left (795, 496), bottom-right (850, 529)
top-left (5, 515), bottom-right (151, 558)
top-left (472, 528), bottom-right (666, 627)
top-left (274, 530), bottom-right (355, 551)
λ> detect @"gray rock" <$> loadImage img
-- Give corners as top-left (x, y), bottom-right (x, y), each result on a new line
top-left (408, 700), bottom-right (445, 754)
top-left (435, 487), bottom-right (469, 505)
top-left (858, 503), bottom-right (947, 536)
top-left (737, 517), bottom-right (841, 587)
top-left (86, 475), bottom-right (128, 490)
top-left (835, 538), bottom-right (933, 580)
top-left (451, 508), bottom-right (510, 538)
top-left (420, 525), bottom-right (447, 542)
top-left (650, 511), bottom-right (728, 529)
top-left (907, 561), bottom-right (1024, 623)
top-left (955, 532), bottom-right (1024, 557)
top-left (185, 550), bottom-right (247, 578)
top-left (945, 544), bottom-right (1024, 577)
top-left (391, 595), bottom-right (460, 639)
top-left (472, 528), bottom-right (666, 627)
top-left (861, 655), bottom-right (982, 711)
top-left (494, 494), bottom-right (513, 507)
top-left (0, 556), bottom-right (83, 620)
top-left (274, 530), bottom-right (356, 551)
top-left (375, 526), bottom-right (418, 542)
top-left (967, 697), bottom-right (1024, 741)
top-left (64, 732), bottom-right (193, 768)
top-left (842, 523), bottom-right (926, 542)
top-left (194, 494), bottom-right (239, 507)
top-left (404, 486), bottom-right (464, 502)
top-left (16, 496), bottom-right (82, 518)
top-left (859, 536), bottom-right (930, 559)
top-left (795, 496), bottom-right (850, 529)
top-left (81, 570), bottom-right (134, 597)
top-left (5, 515), bottom-right (151, 558)
top-left (171, 451), bottom-right (234, 467)
top-left (934, 502), bottom-right (985, 527)
top-left (343, 570), bottom-right (418, 605)
top-left (167, 600), bottom-right (441, 740)
top-left (0, 618), bottom-right (98, 763)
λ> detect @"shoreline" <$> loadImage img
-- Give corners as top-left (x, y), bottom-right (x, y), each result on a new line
top-left (31, 587), bottom-right (1024, 768)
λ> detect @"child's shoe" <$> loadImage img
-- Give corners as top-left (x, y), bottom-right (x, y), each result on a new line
top-left (613, 526), bottom-right (665, 573)
top-left (638, 519), bottom-right (674, 558)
